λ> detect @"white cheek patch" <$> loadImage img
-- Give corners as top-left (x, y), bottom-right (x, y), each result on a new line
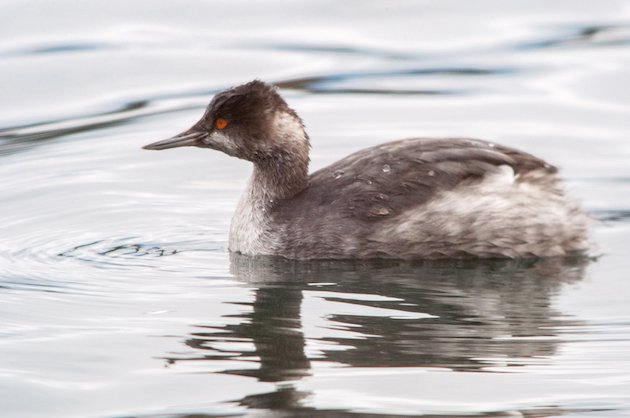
top-left (205, 130), bottom-right (239, 155)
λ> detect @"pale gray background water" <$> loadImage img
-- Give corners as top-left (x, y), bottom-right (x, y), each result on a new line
top-left (1, 1), bottom-right (630, 417)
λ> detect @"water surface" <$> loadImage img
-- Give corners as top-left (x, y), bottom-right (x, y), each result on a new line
top-left (2, 1), bottom-right (630, 417)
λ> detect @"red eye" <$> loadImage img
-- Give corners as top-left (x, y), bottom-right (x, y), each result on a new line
top-left (215, 118), bottom-right (228, 129)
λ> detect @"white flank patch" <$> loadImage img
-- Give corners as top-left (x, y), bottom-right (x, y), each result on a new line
top-left (486, 164), bottom-right (515, 186)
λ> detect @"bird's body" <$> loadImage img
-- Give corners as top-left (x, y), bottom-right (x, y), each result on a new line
top-left (144, 80), bottom-right (589, 260)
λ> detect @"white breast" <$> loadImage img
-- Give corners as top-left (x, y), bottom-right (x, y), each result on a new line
top-left (229, 180), bottom-right (279, 255)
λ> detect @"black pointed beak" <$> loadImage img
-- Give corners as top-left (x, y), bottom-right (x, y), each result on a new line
top-left (143, 130), bottom-right (208, 150)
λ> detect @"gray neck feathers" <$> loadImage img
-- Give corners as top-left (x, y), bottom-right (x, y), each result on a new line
top-left (249, 111), bottom-right (310, 205)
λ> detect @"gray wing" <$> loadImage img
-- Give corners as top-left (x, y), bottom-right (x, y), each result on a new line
top-left (276, 138), bottom-right (556, 221)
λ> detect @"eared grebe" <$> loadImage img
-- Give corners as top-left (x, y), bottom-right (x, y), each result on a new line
top-left (143, 80), bottom-right (589, 260)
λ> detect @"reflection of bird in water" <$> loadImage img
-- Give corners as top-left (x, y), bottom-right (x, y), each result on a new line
top-left (144, 80), bottom-right (590, 260)
top-left (180, 282), bottom-right (311, 382)
top-left (162, 255), bottom-right (589, 411)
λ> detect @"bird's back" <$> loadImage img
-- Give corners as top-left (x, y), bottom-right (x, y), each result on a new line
top-left (269, 138), bottom-right (589, 260)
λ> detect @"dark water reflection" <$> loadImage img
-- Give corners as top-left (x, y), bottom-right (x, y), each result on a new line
top-left (164, 256), bottom-right (588, 413)
top-left (517, 23), bottom-right (630, 50)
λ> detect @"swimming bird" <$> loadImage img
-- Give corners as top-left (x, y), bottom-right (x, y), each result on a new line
top-left (143, 80), bottom-right (589, 260)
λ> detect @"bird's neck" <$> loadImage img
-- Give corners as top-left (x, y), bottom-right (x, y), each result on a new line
top-left (248, 147), bottom-right (309, 206)
top-left (248, 111), bottom-right (310, 205)
top-left (229, 142), bottom-right (309, 255)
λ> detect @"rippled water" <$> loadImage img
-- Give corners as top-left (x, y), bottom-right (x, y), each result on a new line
top-left (2, 1), bottom-right (630, 417)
